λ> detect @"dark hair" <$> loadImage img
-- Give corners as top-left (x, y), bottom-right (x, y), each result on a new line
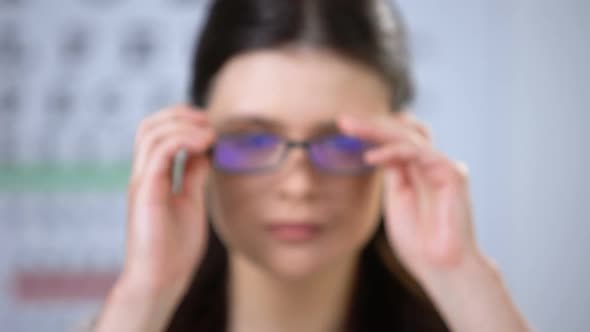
top-left (190, 0), bottom-right (414, 111)
top-left (167, 0), bottom-right (449, 331)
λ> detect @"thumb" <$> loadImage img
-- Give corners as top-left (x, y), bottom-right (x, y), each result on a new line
top-left (182, 153), bottom-right (211, 205)
top-left (170, 149), bottom-right (210, 201)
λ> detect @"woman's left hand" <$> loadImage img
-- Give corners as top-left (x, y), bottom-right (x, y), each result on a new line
top-left (338, 111), bottom-right (532, 332)
top-left (339, 111), bottom-right (479, 281)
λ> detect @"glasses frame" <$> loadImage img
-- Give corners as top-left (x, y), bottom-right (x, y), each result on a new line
top-left (208, 133), bottom-right (377, 175)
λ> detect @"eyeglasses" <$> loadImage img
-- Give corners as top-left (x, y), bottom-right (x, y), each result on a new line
top-left (210, 132), bottom-right (375, 175)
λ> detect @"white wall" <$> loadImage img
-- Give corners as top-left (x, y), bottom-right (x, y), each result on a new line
top-left (398, 0), bottom-right (590, 331)
top-left (507, 1), bottom-right (590, 331)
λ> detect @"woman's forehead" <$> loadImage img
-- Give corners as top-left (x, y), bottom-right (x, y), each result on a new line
top-left (212, 114), bottom-right (342, 134)
top-left (207, 47), bottom-right (391, 127)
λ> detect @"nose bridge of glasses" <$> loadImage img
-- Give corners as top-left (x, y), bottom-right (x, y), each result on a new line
top-left (285, 140), bottom-right (311, 150)
top-left (282, 140), bottom-right (314, 166)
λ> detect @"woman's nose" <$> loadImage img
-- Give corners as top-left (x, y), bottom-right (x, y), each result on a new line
top-left (276, 147), bottom-right (318, 201)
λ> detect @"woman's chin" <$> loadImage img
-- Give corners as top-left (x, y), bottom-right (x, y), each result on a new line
top-left (263, 248), bottom-right (330, 281)
top-left (265, 249), bottom-right (360, 283)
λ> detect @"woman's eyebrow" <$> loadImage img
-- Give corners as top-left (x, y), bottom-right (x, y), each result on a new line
top-left (215, 116), bottom-right (341, 134)
top-left (216, 116), bottom-right (284, 131)
top-left (311, 120), bottom-right (340, 134)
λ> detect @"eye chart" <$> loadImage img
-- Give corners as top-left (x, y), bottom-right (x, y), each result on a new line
top-left (0, 0), bottom-right (206, 330)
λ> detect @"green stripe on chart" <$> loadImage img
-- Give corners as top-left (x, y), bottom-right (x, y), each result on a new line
top-left (0, 162), bottom-right (132, 192)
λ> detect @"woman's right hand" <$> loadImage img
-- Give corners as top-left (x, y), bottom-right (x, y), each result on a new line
top-left (124, 104), bottom-right (215, 292)
top-left (94, 105), bottom-right (215, 332)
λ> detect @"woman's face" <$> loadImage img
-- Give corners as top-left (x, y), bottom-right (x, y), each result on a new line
top-left (206, 46), bottom-right (391, 280)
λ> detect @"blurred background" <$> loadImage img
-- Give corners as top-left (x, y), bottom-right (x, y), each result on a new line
top-left (0, 0), bottom-right (588, 331)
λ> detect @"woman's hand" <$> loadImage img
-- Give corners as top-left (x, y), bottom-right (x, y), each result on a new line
top-left (94, 105), bottom-right (215, 332)
top-left (338, 111), bottom-right (532, 332)
top-left (339, 111), bottom-right (477, 278)
top-left (124, 105), bottom-right (214, 292)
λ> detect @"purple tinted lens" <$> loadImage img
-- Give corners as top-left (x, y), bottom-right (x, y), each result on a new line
top-left (214, 133), bottom-right (283, 172)
top-left (310, 135), bottom-right (372, 173)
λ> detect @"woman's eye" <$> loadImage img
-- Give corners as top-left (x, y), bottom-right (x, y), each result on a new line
top-left (322, 135), bottom-right (367, 151)
top-left (246, 134), bottom-right (276, 146)
top-left (232, 133), bottom-right (280, 148)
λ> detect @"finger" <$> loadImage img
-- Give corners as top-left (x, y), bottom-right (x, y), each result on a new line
top-left (134, 122), bottom-right (211, 181)
top-left (141, 130), bottom-right (215, 195)
top-left (133, 121), bottom-right (214, 180)
top-left (134, 105), bottom-right (208, 150)
top-left (455, 160), bottom-right (470, 180)
top-left (406, 156), bottom-right (472, 265)
top-left (367, 138), bottom-right (462, 195)
top-left (337, 113), bottom-right (427, 148)
top-left (383, 167), bottom-right (419, 249)
top-left (429, 183), bottom-right (460, 265)
top-left (389, 161), bottom-right (439, 259)
top-left (170, 147), bottom-right (212, 198)
top-left (407, 163), bottom-right (433, 240)
top-left (365, 142), bottom-right (421, 165)
top-left (182, 155), bottom-right (212, 203)
top-left (364, 141), bottom-right (440, 168)
top-left (396, 111), bottom-right (433, 142)
top-left (421, 156), bottom-right (470, 189)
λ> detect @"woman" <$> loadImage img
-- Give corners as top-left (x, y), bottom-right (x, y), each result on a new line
top-left (93, 0), bottom-right (532, 331)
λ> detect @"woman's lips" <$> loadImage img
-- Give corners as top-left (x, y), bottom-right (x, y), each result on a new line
top-left (266, 223), bottom-right (321, 242)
